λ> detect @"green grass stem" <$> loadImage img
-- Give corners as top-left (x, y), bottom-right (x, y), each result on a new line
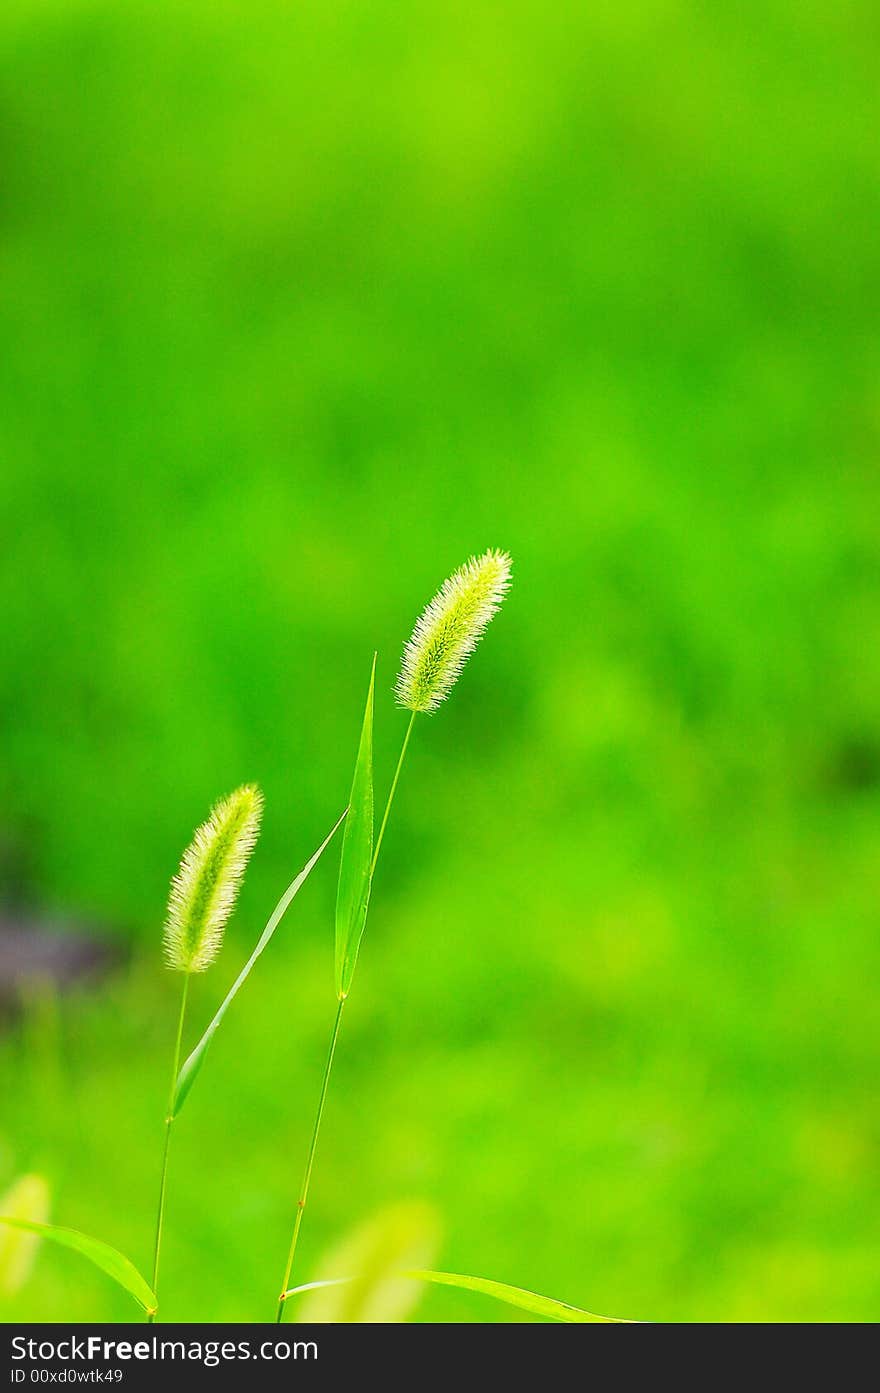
top-left (371, 712), bottom-right (416, 877)
top-left (148, 972), bottom-right (190, 1322)
top-left (276, 715), bottom-right (416, 1320)
top-left (276, 997), bottom-right (345, 1323)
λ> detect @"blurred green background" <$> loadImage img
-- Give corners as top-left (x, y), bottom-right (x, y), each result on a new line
top-left (1, 0), bottom-right (878, 1323)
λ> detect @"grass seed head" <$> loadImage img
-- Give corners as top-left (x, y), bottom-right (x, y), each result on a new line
top-left (163, 784), bottom-right (263, 973)
top-left (395, 549), bottom-right (512, 713)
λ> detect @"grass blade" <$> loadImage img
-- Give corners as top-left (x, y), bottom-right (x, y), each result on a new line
top-left (0, 1218), bottom-right (156, 1314)
top-left (404, 1270), bottom-right (633, 1322)
top-left (283, 1268), bottom-right (633, 1323)
top-left (172, 809), bottom-right (347, 1117)
top-left (335, 654), bottom-right (375, 999)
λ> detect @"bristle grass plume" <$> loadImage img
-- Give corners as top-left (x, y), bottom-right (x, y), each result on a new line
top-left (163, 784), bottom-right (263, 973)
top-left (395, 549), bottom-right (512, 713)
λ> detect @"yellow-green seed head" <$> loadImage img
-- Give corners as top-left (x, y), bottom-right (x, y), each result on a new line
top-left (163, 784), bottom-right (263, 973)
top-left (395, 549), bottom-right (512, 713)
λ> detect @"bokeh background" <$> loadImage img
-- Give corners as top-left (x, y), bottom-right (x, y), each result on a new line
top-left (1, 0), bottom-right (879, 1322)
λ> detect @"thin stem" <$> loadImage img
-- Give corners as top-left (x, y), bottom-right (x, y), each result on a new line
top-left (371, 711), bottom-right (416, 876)
top-left (276, 997), bottom-right (345, 1322)
top-left (148, 972), bottom-right (190, 1323)
top-left (275, 715), bottom-right (416, 1322)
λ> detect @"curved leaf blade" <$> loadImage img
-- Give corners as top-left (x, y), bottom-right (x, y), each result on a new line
top-left (0, 1218), bottom-right (156, 1314)
top-left (404, 1269), bottom-right (633, 1323)
top-left (173, 809), bottom-right (347, 1116)
top-left (335, 654), bottom-right (375, 998)
top-left (282, 1268), bottom-right (633, 1323)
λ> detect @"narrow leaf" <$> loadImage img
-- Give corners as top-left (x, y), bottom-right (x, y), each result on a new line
top-left (0, 1218), bottom-right (156, 1314)
top-left (335, 654), bottom-right (375, 998)
top-left (173, 809), bottom-right (347, 1116)
top-left (282, 1270), bottom-right (632, 1324)
top-left (404, 1270), bottom-right (633, 1323)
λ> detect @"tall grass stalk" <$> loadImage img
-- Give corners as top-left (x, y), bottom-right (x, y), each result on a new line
top-left (150, 784), bottom-right (262, 1321)
top-left (274, 737), bottom-right (410, 1323)
top-left (275, 996), bottom-right (345, 1321)
top-left (371, 711), bottom-right (416, 876)
top-left (275, 551), bottom-right (511, 1321)
top-left (148, 973), bottom-right (190, 1323)
top-left (275, 713), bottom-right (414, 1320)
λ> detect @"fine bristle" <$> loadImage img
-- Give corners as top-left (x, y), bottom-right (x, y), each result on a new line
top-left (162, 784), bottom-right (263, 973)
top-left (395, 549), bottom-right (512, 713)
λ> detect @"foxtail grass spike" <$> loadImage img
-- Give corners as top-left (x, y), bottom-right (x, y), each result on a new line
top-left (163, 785), bottom-right (263, 973)
top-left (395, 549), bottom-right (512, 713)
